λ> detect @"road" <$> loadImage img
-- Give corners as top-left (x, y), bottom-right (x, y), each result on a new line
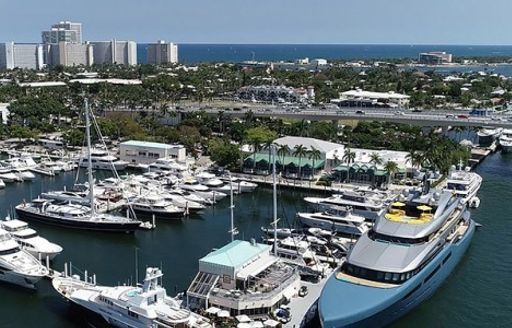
top-left (103, 103), bottom-right (512, 128)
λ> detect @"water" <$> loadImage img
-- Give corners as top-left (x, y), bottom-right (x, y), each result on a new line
top-left (137, 44), bottom-right (512, 64)
top-left (0, 153), bottom-right (510, 327)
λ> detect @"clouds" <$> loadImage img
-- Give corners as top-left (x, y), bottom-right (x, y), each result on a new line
top-left (0, 0), bottom-right (510, 44)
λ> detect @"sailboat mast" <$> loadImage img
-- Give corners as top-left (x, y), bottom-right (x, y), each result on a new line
top-left (272, 144), bottom-right (278, 257)
top-left (84, 98), bottom-right (95, 216)
top-left (230, 173), bottom-right (234, 241)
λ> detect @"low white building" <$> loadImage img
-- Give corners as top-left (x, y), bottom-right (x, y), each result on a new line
top-left (337, 89), bottom-right (410, 108)
top-left (119, 140), bottom-right (186, 165)
top-left (0, 103), bottom-right (9, 124)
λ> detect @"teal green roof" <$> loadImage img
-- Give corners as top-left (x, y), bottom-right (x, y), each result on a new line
top-left (245, 154), bottom-right (325, 169)
top-left (199, 240), bottom-right (271, 271)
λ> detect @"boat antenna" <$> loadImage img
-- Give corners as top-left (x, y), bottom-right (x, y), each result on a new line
top-left (272, 143), bottom-right (279, 257)
top-left (84, 97), bottom-right (95, 217)
top-left (228, 170), bottom-right (238, 241)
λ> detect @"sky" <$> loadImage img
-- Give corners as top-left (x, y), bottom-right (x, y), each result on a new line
top-left (0, 0), bottom-right (511, 44)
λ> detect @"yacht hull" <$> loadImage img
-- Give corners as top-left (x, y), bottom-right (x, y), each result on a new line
top-left (0, 269), bottom-right (42, 289)
top-left (319, 220), bottom-right (475, 328)
top-left (131, 207), bottom-right (184, 220)
top-left (15, 208), bottom-right (140, 233)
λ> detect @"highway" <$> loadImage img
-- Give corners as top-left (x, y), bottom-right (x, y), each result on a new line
top-left (102, 102), bottom-right (512, 128)
top-left (182, 105), bottom-right (512, 128)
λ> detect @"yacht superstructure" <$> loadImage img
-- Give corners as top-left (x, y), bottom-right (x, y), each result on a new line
top-left (297, 206), bottom-right (370, 236)
top-left (0, 219), bottom-right (62, 260)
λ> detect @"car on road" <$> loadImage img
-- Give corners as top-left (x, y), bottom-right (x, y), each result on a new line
top-left (446, 114), bottom-right (455, 118)
top-left (355, 110), bottom-right (366, 115)
top-left (411, 109), bottom-right (423, 113)
top-left (336, 110), bottom-right (346, 115)
top-left (394, 110), bottom-right (405, 116)
top-left (457, 114), bottom-right (469, 119)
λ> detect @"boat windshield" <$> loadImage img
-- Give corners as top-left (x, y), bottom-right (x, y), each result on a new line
top-left (0, 246), bottom-right (21, 256)
top-left (368, 229), bottom-right (429, 245)
top-left (341, 262), bottom-right (416, 284)
top-left (18, 232), bottom-right (38, 239)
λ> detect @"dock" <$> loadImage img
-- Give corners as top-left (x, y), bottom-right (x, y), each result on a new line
top-left (285, 272), bottom-right (333, 328)
top-left (470, 140), bottom-right (498, 168)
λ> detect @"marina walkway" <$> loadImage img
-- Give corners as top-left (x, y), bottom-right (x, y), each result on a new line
top-left (285, 272), bottom-right (333, 328)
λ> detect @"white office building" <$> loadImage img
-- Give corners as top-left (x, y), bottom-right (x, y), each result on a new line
top-left (91, 40), bottom-right (137, 65)
top-left (0, 43), bottom-right (44, 70)
top-left (146, 40), bottom-right (178, 64)
top-left (119, 140), bottom-right (186, 165)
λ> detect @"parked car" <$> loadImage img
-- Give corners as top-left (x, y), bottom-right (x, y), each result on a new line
top-left (299, 286), bottom-right (309, 297)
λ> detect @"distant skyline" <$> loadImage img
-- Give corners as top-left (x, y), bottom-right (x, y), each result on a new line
top-left (1, 0), bottom-right (511, 44)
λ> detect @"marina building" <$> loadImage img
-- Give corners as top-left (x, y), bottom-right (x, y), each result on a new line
top-left (146, 40), bottom-right (178, 64)
top-left (186, 239), bottom-right (300, 316)
top-left (119, 140), bottom-right (186, 165)
top-left (42, 21), bottom-right (82, 44)
top-left (335, 89), bottom-right (410, 108)
top-left (418, 51), bottom-right (453, 65)
top-left (244, 136), bottom-right (417, 184)
top-left (0, 42), bottom-right (45, 70)
top-left (0, 103), bottom-right (9, 124)
top-left (91, 40), bottom-right (137, 66)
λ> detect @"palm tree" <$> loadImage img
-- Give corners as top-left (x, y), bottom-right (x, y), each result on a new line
top-left (264, 139), bottom-right (273, 173)
top-left (293, 144), bottom-right (308, 180)
top-left (342, 148), bottom-right (356, 182)
top-left (369, 152), bottom-right (382, 186)
top-left (384, 161), bottom-right (399, 185)
top-left (369, 152), bottom-right (383, 167)
top-left (308, 146), bottom-right (322, 178)
top-left (277, 144), bottom-right (290, 174)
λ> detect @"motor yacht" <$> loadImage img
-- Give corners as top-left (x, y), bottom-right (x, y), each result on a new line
top-left (79, 149), bottom-right (129, 171)
top-left (0, 219), bottom-right (62, 260)
top-left (0, 228), bottom-right (48, 288)
top-left (499, 128), bottom-right (512, 153)
top-left (160, 192), bottom-right (206, 212)
top-left (297, 206), bottom-right (371, 236)
top-left (305, 188), bottom-right (393, 221)
top-left (52, 267), bottom-right (212, 328)
top-left (128, 194), bottom-right (185, 219)
top-left (319, 188), bottom-right (475, 327)
top-left (148, 157), bottom-right (188, 174)
top-left (178, 179), bottom-right (227, 202)
top-left (444, 164), bottom-right (482, 208)
top-left (477, 127), bottom-right (502, 146)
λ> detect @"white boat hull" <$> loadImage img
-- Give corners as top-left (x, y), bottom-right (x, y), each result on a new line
top-left (0, 270), bottom-right (43, 289)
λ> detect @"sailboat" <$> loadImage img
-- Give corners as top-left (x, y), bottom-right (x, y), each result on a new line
top-left (15, 99), bottom-right (142, 232)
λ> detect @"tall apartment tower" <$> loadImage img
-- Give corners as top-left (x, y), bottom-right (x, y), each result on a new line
top-left (91, 40), bottom-right (137, 65)
top-left (146, 40), bottom-right (178, 64)
top-left (0, 42), bottom-right (44, 70)
top-left (46, 42), bottom-right (93, 67)
top-left (42, 21), bottom-right (82, 44)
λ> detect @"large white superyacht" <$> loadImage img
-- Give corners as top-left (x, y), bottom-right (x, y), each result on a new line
top-left (53, 267), bottom-right (212, 328)
top-left (444, 163), bottom-right (482, 208)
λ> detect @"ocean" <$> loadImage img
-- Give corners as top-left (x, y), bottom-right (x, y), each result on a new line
top-left (137, 44), bottom-right (512, 64)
